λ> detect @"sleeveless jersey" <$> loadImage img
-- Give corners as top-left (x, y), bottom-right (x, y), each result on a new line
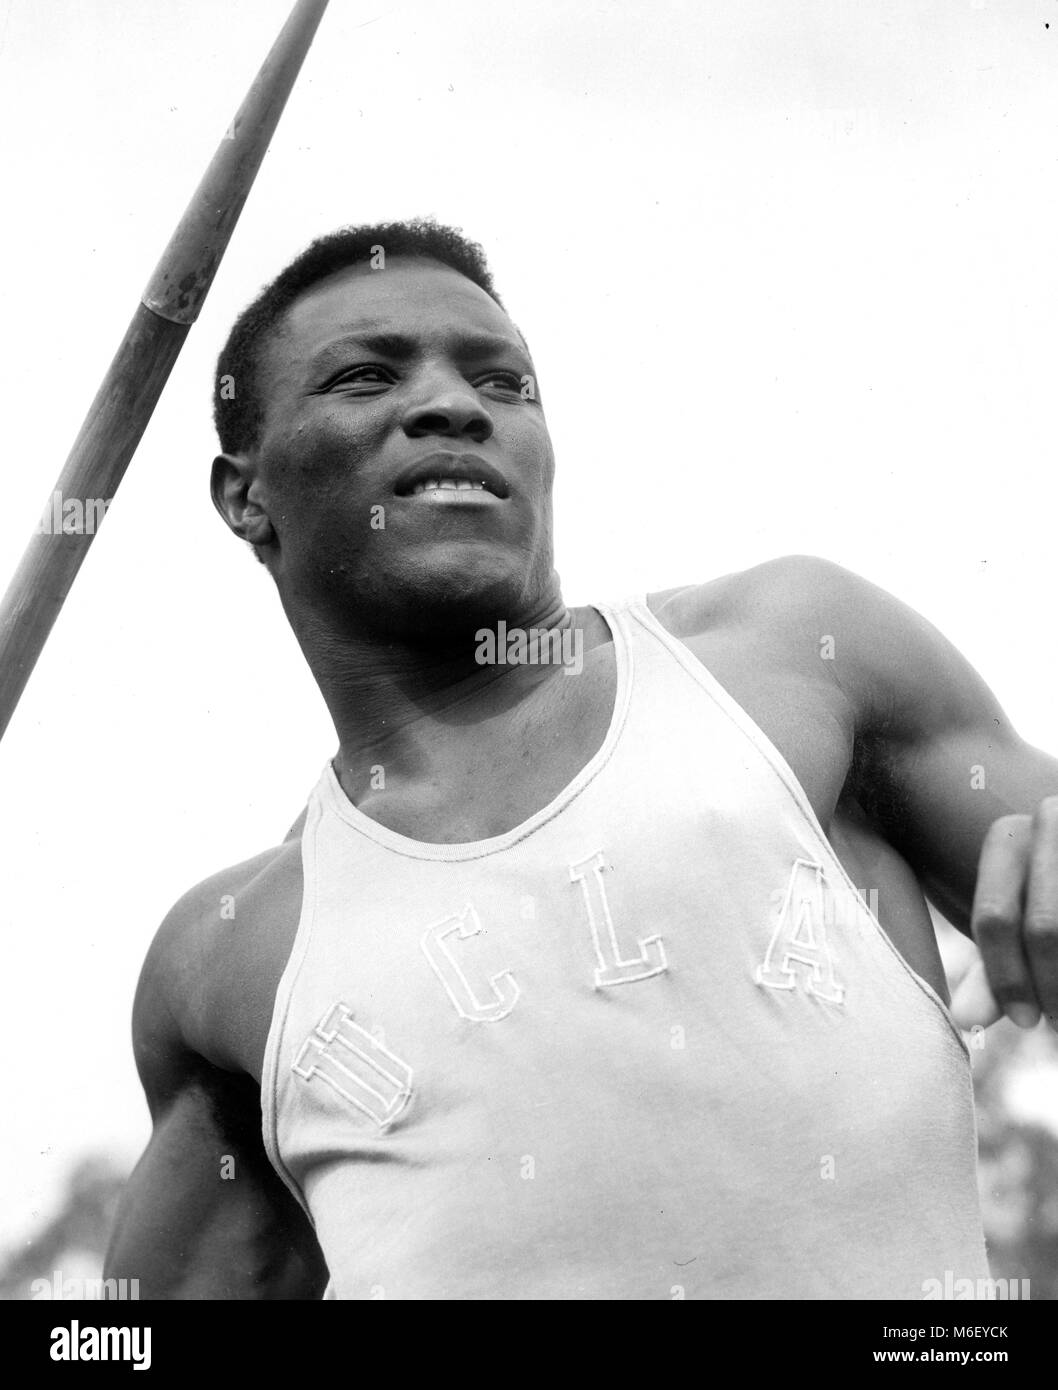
top-left (262, 595), bottom-right (989, 1300)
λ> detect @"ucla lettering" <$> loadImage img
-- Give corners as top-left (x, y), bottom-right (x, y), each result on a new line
top-left (756, 859), bottom-right (845, 1004)
top-left (293, 1003), bottom-right (413, 1127)
top-left (570, 850), bottom-right (668, 987)
top-left (421, 904), bottom-right (521, 1021)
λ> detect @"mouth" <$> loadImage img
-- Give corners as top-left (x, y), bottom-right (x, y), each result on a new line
top-left (393, 452), bottom-right (510, 501)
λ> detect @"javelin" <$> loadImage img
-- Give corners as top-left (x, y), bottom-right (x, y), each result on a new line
top-left (0, 0), bottom-right (330, 745)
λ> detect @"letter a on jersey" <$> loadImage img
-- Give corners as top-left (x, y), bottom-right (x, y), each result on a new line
top-left (756, 859), bottom-right (845, 1004)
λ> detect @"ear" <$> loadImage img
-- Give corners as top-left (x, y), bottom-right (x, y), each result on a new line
top-left (210, 453), bottom-right (276, 550)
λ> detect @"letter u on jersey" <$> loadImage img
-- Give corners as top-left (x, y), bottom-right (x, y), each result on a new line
top-left (293, 1003), bottom-right (414, 1127)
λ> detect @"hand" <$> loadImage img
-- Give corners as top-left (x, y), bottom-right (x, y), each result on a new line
top-left (951, 803), bottom-right (1058, 1031)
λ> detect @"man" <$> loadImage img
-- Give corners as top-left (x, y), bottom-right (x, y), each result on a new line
top-left (105, 219), bottom-right (1058, 1299)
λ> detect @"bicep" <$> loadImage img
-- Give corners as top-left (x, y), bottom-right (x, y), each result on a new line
top-left (105, 1074), bottom-right (327, 1299)
top-left (816, 560), bottom-right (1058, 931)
top-left (106, 909), bottom-right (326, 1299)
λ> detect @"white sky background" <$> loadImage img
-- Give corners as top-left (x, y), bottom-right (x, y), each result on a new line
top-left (0, 0), bottom-right (1057, 1248)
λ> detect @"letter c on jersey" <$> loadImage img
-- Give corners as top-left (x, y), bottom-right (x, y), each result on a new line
top-left (421, 905), bottom-right (521, 1022)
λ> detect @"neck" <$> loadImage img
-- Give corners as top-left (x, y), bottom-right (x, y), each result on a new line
top-left (287, 591), bottom-right (591, 798)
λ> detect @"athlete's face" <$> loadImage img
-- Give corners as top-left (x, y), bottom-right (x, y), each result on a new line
top-left (240, 256), bottom-right (557, 640)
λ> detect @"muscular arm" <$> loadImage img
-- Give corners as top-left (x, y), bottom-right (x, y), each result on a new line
top-left (772, 555), bottom-right (1058, 1026)
top-left (786, 557), bottom-right (1058, 923)
top-left (104, 905), bottom-right (327, 1299)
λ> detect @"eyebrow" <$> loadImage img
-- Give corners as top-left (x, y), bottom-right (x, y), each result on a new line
top-left (308, 329), bottom-right (531, 376)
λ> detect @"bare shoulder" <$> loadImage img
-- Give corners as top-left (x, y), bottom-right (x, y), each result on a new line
top-left (113, 829), bottom-right (327, 1299)
top-left (647, 554), bottom-right (882, 641)
top-left (648, 555), bottom-right (999, 744)
top-left (135, 836), bottom-right (305, 1089)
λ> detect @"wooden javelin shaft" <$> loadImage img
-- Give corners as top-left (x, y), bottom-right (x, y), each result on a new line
top-left (0, 0), bottom-right (329, 745)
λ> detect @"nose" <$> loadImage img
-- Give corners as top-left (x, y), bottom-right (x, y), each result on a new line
top-left (401, 375), bottom-right (494, 445)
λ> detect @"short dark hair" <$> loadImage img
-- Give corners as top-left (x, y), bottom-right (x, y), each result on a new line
top-left (213, 218), bottom-right (504, 457)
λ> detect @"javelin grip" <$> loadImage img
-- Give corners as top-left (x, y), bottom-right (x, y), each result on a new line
top-left (0, 0), bottom-right (329, 746)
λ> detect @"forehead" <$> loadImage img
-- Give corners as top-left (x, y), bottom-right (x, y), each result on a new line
top-left (272, 256), bottom-right (518, 365)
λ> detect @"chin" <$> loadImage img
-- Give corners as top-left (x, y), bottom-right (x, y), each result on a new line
top-left (361, 547), bottom-right (549, 645)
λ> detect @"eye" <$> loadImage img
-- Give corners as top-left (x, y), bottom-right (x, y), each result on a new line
top-left (328, 365), bottom-right (396, 394)
top-left (475, 370), bottom-right (525, 395)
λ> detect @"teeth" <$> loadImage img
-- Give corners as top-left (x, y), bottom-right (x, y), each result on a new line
top-left (409, 477), bottom-right (489, 496)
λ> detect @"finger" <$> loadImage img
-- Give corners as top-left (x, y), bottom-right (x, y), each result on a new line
top-left (971, 815), bottom-right (1040, 1028)
top-left (1022, 796), bottom-right (1058, 1026)
top-left (950, 957), bottom-right (1003, 1031)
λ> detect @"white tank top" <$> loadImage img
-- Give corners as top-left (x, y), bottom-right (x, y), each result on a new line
top-left (262, 595), bottom-right (988, 1299)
